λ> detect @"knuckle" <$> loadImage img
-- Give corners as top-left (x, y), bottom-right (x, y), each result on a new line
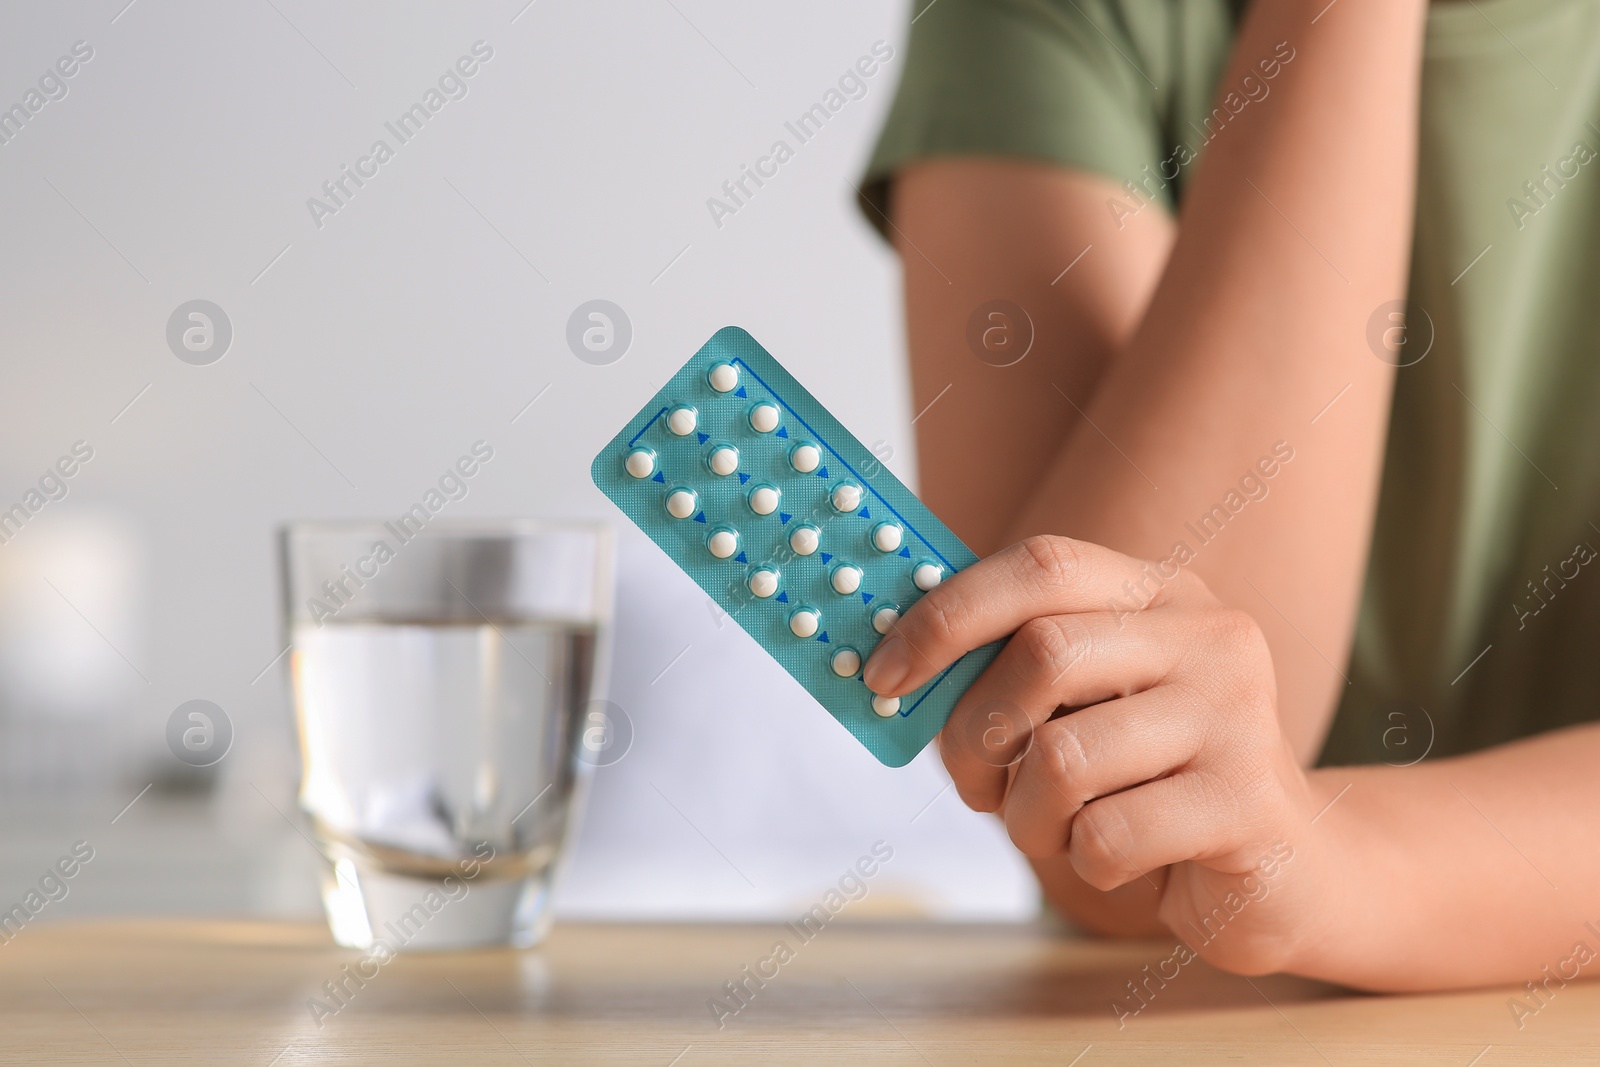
top-left (1016, 534), bottom-right (1081, 588)
top-left (1201, 607), bottom-right (1271, 670)
top-left (916, 587), bottom-right (967, 647)
top-left (1014, 616), bottom-right (1087, 679)
top-left (1039, 719), bottom-right (1093, 802)
top-left (1068, 799), bottom-right (1134, 891)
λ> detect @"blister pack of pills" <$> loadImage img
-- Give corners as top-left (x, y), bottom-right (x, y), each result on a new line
top-left (590, 326), bottom-right (1002, 767)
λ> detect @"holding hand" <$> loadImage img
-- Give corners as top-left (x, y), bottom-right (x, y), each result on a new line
top-left (863, 536), bottom-right (1343, 974)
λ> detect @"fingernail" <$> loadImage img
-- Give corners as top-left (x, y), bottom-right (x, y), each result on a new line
top-left (864, 636), bottom-right (909, 694)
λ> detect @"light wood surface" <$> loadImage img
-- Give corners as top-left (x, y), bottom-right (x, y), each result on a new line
top-left (1, 919), bottom-right (1596, 1064)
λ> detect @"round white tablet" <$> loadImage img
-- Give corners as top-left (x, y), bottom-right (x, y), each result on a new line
top-left (748, 484), bottom-right (780, 515)
top-left (871, 694), bottom-right (901, 718)
top-left (747, 567), bottom-right (779, 598)
top-left (830, 647), bottom-right (861, 678)
top-left (831, 482), bottom-right (863, 513)
top-left (871, 522), bottom-right (903, 553)
top-left (749, 403), bottom-right (780, 433)
top-left (666, 405), bottom-right (698, 436)
top-left (708, 445), bottom-right (739, 476)
top-left (624, 448), bottom-right (655, 479)
top-left (665, 488), bottom-right (697, 519)
top-left (789, 442), bottom-right (821, 474)
top-left (830, 564), bottom-right (863, 595)
top-left (789, 525), bottom-right (820, 555)
top-left (707, 363), bottom-right (739, 393)
top-left (788, 608), bottom-right (820, 638)
top-left (707, 528), bottom-right (739, 559)
top-left (913, 561), bottom-right (943, 591)
top-left (871, 605), bottom-right (899, 635)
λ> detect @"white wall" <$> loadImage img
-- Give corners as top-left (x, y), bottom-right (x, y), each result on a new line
top-left (0, 0), bottom-right (1034, 921)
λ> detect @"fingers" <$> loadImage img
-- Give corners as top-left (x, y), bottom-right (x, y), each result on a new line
top-left (1067, 770), bottom-right (1275, 891)
top-left (864, 535), bottom-right (1190, 698)
top-left (1000, 687), bottom-right (1214, 855)
top-left (938, 609), bottom-right (1201, 810)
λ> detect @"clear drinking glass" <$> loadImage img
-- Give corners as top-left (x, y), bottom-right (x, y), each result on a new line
top-left (279, 520), bottom-right (612, 950)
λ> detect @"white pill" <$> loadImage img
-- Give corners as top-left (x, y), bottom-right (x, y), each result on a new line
top-left (831, 564), bottom-right (863, 595)
top-left (913, 562), bottom-right (943, 591)
top-left (831, 482), bottom-right (863, 513)
top-left (749, 485), bottom-right (780, 515)
top-left (708, 445), bottom-right (739, 476)
top-left (789, 525), bottom-right (820, 555)
top-left (831, 647), bottom-right (861, 678)
top-left (871, 606), bottom-right (899, 635)
top-left (665, 488), bottom-right (697, 519)
top-left (707, 529), bottom-right (739, 559)
top-left (871, 694), bottom-right (901, 718)
top-left (789, 608), bottom-right (820, 638)
top-left (749, 403), bottom-right (780, 433)
top-left (667, 406), bottom-right (698, 436)
top-left (708, 363), bottom-right (739, 392)
top-left (872, 522), bottom-right (903, 553)
top-left (790, 443), bottom-right (821, 473)
top-left (748, 568), bottom-right (779, 598)
top-left (624, 449), bottom-right (655, 479)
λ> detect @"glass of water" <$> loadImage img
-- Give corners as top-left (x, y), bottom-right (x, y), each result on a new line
top-left (279, 520), bottom-right (612, 950)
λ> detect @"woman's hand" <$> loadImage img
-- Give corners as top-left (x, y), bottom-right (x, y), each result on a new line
top-left (863, 535), bottom-right (1345, 974)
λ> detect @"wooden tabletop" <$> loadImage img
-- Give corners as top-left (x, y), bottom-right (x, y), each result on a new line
top-left (1, 919), bottom-right (1596, 1065)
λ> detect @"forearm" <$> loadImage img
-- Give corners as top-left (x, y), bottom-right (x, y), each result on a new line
top-left (1006, 0), bottom-right (1428, 762)
top-left (1298, 726), bottom-right (1600, 991)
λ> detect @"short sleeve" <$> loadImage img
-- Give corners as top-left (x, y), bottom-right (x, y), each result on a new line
top-left (859, 0), bottom-right (1236, 234)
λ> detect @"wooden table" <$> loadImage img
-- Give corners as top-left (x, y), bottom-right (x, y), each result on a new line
top-left (2, 920), bottom-right (1596, 1064)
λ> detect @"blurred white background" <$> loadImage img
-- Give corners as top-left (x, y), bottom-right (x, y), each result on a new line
top-left (0, 0), bottom-right (1033, 924)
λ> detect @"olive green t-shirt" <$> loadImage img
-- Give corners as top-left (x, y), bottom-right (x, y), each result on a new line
top-left (862, 0), bottom-right (1600, 765)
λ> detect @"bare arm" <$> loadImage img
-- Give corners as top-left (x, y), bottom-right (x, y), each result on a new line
top-left (1305, 725), bottom-right (1600, 991)
top-left (890, 0), bottom-right (1429, 930)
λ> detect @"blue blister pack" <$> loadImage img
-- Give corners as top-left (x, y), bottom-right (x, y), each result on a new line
top-left (590, 326), bottom-right (1002, 767)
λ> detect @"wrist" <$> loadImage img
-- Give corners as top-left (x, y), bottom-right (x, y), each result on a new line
top-left (1285, 766), bottom-right (1382, 979)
